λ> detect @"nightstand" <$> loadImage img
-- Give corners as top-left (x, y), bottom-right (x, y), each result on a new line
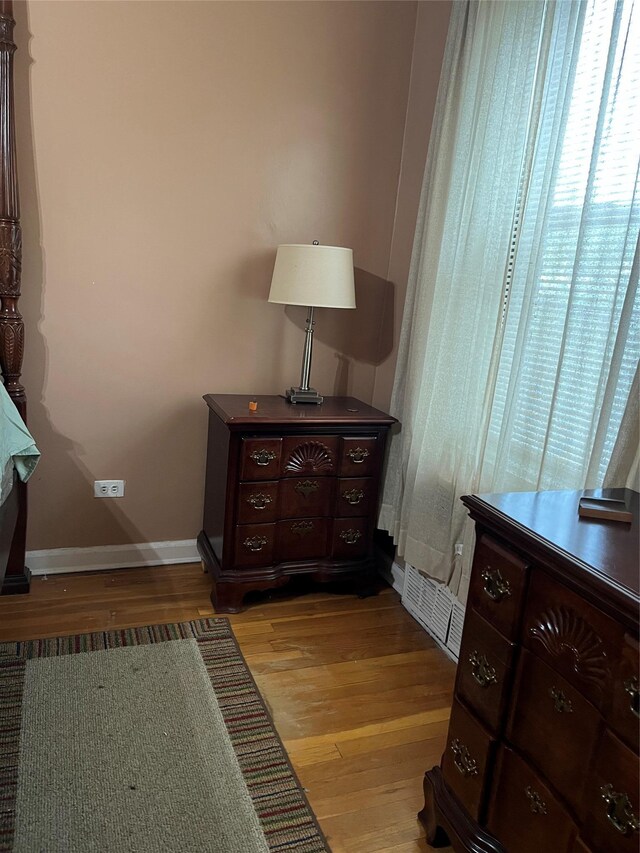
top-left (197, 394), bottom-right (397, 613)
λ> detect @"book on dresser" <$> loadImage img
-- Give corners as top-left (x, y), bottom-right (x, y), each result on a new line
top-left (419, 488), bottom-right (640, 853)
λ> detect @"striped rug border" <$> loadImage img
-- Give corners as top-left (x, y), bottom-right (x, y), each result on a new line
top-left (0, 619), bottom-right (329, 852)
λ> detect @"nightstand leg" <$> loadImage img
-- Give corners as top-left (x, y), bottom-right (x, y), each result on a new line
top-left (355, 572), bottom-right (380, 600)
top-left (211, 582), bottom-right (246, 614)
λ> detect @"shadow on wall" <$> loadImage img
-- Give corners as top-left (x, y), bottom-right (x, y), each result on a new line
top-left (284, 268), bottom-right (395, 395)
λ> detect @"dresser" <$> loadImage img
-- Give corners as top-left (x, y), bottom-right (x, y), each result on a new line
top-left (420, 489), bottom-right (639, 853)
top-left (197, 394), bottom-right (396, 613)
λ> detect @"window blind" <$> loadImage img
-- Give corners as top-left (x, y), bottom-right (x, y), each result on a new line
top-left (488, 0), bottom-right (639, 488)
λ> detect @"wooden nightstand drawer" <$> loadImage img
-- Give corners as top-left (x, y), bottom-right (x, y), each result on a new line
top-left (339, 437), bottom-right (378, 476)
top-left (331, 517), bottom-right (369, 559)
top-left (233, 523), bottom-right (275, 568)
top-left (281, 435), bottom-right (339, 477)
top-left (581, 730), bottom-right (639, 852)
top-left (507, 648), bottom-right (601, 816)
top-left (468, 534), bottom-right (529, 640)
top-left (240, 438), bottom-right (282, 481)
top-left (441, 699), bottom-right (496, 822)
top-left (279, 477), bottom-right (333, 519)
top-left (276, 518), bottom-right (329, 562)
top-left (335, 477), bottom-right (373, 517)
top-left (487, 746), bottom-right (577, 853)
top-left (237, 481), bottom-right (279, 523)
top-left (456, 608), bottom-right (516, 733)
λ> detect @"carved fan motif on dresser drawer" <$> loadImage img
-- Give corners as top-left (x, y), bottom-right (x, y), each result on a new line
top-left (529, 605), bottom-right (610, 699)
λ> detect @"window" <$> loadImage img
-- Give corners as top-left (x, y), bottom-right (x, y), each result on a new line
top-left (380, 0), bottom-right (639, 587)
top-left (488, 0), bottom-right (639, 488)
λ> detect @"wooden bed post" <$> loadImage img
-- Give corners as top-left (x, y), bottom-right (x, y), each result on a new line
top-left (0, 0), bottom-right (29, 594)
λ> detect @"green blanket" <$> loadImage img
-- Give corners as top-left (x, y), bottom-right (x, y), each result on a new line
top-left (0, 382), bottom-right (40, 506)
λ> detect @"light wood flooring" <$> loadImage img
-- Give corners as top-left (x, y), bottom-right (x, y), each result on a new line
top-left (0, 564), bottom-right (456, 852)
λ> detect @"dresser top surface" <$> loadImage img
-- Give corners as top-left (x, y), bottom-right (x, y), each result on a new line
top-left (462, 488), bottom-right (639, 606)
top-left (204, 394), bottom-right (397, 427)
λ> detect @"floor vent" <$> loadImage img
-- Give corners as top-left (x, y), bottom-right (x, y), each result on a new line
top-left (446, 599), bottom-right (466, 658)
top-left (401, 563), bottom-right (465, 661)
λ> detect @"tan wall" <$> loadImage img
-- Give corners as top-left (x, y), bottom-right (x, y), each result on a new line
top-left (14, 0), bottom-right (449, 551)
top-left (372, 0), bottom-right (451, 412)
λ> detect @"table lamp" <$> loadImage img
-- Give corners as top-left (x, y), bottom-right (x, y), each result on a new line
top-left (268, 241), bottom-right (355, 404)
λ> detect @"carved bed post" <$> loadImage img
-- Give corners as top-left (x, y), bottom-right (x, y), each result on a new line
top-left (0, 0), bottom-right (29, 594)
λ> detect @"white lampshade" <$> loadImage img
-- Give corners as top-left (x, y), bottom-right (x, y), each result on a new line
top-left (268, 244), bottom-right (356, 309)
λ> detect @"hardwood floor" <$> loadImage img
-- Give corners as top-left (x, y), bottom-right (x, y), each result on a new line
top-left (0, 564), bottom-right (456, 852)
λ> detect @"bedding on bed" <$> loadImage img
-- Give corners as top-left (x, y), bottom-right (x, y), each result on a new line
top-left (0, 382), bottom-right (40, 506)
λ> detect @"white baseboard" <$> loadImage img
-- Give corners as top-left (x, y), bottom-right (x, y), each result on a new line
top-left (26, 539), bottom-right (200, 576)
top-left (378, 560), bottom-right (405, 594)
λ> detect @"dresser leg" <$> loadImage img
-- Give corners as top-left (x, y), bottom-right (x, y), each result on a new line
top-left (419, 767), bottom-right (505, 853)
top-left (419, 770), bottom-right (450, 848)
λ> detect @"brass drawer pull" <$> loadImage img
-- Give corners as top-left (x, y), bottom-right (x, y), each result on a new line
top-left (347, 447), bottom-right (370, 463)
top-left (250, 449), bottom-right (277, 466)
top-left (600, 784), bottom-right (640, 836)
top-left (624, 676), bottom-right (639, 718)
top-left (469, 651), bottom-right (498, 688)
top-left (481, 567), bottom-right (511, 602)
top-left (294, 480), bottom-right (319, 498)
top-left (342, 488), bottom-right (365, 506)
top-left (291, 521), bottom-right (313, 537)
top-left (247, 493), bottom-right (272, 510)
top-left (525, 786), bottom-right (547, 815)
top-left (243, 536), bottom-right (268, 552)
top-left (549, 686), bottom-right (573, 713)
top-left (339, 528), bottom-right (362, 545)
top-left (450, 738), bottom-right (478, 778)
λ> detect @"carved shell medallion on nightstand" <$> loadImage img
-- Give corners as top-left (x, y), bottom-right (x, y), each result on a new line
top-left (284, 441), bottom-right (334, 474)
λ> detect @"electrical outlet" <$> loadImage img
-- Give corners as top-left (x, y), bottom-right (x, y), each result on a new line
top-left (94, 480), bottom-right (125, 498)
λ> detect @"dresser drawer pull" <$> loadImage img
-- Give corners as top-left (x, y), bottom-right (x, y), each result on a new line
top-left (624, 676), bottom-right (640, 718)
top-left (549, 686), bottom-right (573, 713)
top-left (342, 488), bottom-right (365, 505)
top-left (247, 493), bottom-right (272, 510)
top-left (242, 536), bottom-right (268, 552)
top-left (347, 447), bottom-right (370, 463)
top-left (600, 784), bottom-right (640, 836)
top-left (339, 528), bottom-right (362, 545)
top-left (291, 521), bottom-right (314, 537)
top-left (250, 449), bottom-right (277, 466)
top-left (450, 739), bottom-right (478, 778)
top-left (294, 480), bottom-right (319, 498)
top-left (469, 651), bottom-right (498, 688)
top-left (481, 567), bottom-right (512, 602)
top-left (525, 786), bottom-right (548, 815)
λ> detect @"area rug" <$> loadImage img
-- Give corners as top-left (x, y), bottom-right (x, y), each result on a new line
top-left (0, 619), bottom-right (328, 852)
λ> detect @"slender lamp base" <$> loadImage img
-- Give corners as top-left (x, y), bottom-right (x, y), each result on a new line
top-left (286, 305), bottom-right (324, 405)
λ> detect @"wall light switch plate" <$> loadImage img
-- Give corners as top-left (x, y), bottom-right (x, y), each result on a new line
top-left (94, 480), bottom-right (125, 498)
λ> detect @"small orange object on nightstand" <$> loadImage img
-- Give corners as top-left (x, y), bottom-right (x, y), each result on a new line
top-left (248, 400), bottom-right (258, 412)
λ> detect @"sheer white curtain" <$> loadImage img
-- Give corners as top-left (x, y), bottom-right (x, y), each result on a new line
top-left (380, 0), bottom-right (640, 598)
